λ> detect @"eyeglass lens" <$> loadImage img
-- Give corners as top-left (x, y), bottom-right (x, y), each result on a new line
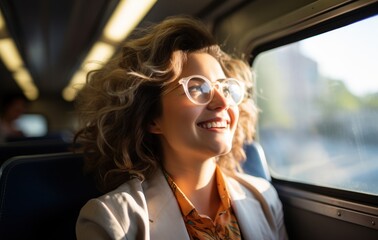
top-left (186, 76), bottom-right (243, 105)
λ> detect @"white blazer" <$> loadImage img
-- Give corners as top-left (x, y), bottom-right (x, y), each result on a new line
top-left (76, 169), bottom-right (287, 240)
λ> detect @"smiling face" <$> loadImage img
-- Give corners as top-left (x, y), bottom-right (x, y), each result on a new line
top-left (150, 52), bottom-right (240, 166)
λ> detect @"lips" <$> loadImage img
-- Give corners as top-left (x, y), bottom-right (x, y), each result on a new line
top-left (197, 119), bottom-right (230, 129)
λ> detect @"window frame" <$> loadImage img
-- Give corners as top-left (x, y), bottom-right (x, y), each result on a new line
top-left (249, 2), bottom-right (378, 206)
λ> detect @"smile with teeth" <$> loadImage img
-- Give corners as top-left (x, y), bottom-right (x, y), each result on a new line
top-left (198, 120), bottom-right (229, 129)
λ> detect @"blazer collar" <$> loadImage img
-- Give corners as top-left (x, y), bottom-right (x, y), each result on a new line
top-left (142, 168), bottom-right (190, 240)
top-left (141, 168), bottom-right (275, 240)
top-left (224, 172), bottom-right (276, 240)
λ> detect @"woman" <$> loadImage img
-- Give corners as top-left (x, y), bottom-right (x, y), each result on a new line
top-left (75, 16), bottom-right (287, 240)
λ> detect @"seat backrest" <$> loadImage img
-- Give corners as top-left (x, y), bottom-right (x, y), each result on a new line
top-left (243, 142), bottom-right (272, 181)
top-left (0, 139), bottom-right (78, 165)
top-left (0, 152), bottom-right (101, 240)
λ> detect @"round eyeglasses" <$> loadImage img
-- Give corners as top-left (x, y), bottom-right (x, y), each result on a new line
top-left (178, 75), bottom-right (245, 105)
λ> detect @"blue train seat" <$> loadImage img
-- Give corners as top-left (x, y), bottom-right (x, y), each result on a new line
top-left (243, 142), bottom-right (271, 181)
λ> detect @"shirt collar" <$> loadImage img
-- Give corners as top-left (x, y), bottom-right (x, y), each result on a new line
top-left (163, 165), bottom-right (232, 217)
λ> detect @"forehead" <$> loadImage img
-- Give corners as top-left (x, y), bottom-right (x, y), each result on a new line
top-left (180, 53), bottom-right (225, 80)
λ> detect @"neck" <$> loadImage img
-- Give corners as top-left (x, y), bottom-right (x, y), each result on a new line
top-left (164, 158), bottom-right (216, 189)
top-left (164, 158), bottom-right (220, 219)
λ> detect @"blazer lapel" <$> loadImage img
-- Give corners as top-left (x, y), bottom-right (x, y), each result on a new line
top-left (226, 174), bottom-right (276, 240)
top-left (142, 169), bottom-right (190, 240)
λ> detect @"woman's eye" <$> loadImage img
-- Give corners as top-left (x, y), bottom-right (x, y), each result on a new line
top-left (223, 87), bottom-right (231, 96)
top-left (188, 85), bottom-right (203, 93)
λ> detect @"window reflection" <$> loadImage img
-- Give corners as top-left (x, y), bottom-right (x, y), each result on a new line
top-left (254, 15), bottom-right (378, 195)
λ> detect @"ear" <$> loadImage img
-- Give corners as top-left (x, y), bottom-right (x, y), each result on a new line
top-left (148, 120), bottom-right (162, 134)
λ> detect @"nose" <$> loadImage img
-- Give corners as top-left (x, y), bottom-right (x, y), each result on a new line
top-left (207, 87), bottom-right (229, 110)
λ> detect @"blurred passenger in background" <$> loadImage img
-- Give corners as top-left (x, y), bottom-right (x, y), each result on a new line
top-left (0, 93), bottom-right (28, 142)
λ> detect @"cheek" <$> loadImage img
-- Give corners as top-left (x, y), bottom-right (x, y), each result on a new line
top-left (160, 94), bottom-right (202, 129)
top-left (166, 104), bottom-right (202, 126)
top-left (229, 106), bottom-right (240, 132)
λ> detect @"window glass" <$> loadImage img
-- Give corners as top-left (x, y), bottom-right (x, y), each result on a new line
top-left (254, 15), bottom-right (378, 195)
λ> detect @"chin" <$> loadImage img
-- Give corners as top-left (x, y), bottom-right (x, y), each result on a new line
top-left (210, 143), bottom-right (233, 156)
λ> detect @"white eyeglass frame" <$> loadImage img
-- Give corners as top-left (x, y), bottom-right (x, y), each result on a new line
top-left (178, 75), bottom-right (245, 105)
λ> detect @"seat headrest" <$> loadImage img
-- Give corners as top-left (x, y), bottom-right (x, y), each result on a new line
top-left (243, 142), bottom-right (271, 181)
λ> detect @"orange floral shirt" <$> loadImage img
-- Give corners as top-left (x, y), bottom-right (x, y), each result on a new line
top-left (164, 166), bottom-right (242, 240)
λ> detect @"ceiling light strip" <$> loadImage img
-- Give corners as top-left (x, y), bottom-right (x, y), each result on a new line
top-left (62, 0), bottom-right (157, 101)
top-left (0, 11), bottom-right (39, 100)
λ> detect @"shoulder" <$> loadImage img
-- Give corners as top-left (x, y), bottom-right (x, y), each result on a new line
top-left (98, 177), bottom-right (146, 207)
top-left (234, 173), bottom-right (278, 201)
top-left (76, 178), bottom-right (149, 240)
top-left (82, 177), bottom-right (145, 215)
top-left (234, 173), bottom-right (273, 193)
top-left (226, 171), bottom-right (287, 239)
top-left (229, 172), bottom-right (282, 212)
top-left (224, 172), bottom-right (281, 216)
top-left (224, 171), bottom-right (278, 202)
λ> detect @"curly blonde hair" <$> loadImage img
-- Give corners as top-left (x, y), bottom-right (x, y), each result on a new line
top-left (75, 16), bottom-right (258, 192)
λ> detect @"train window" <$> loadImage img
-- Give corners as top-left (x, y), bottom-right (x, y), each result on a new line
top-left (15, 113), bottom-right (48, 137)
top-left (254, 15), bottom-right (378, 195)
